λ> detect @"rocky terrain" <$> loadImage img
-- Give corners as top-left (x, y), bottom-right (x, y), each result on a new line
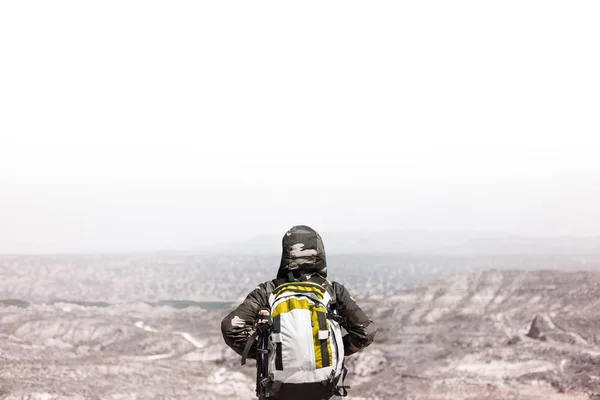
top-left (0, 300), bottom-right (249, 399)
top-left (2, 255), bottom-right (600, 398)
top-left (361, 269), bottom-right (600, 399)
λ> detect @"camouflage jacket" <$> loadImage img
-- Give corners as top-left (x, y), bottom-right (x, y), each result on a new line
top-left (221, 274), bottom-right (376, 359)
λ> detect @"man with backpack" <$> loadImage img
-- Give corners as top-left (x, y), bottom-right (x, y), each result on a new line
top-left (221, 225), bottom-right (377, 400)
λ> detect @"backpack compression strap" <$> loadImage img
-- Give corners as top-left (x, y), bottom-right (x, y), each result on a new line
top-left (333, 364), bottom-right (350, 397)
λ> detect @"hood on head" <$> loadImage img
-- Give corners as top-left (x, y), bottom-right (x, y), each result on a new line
top-left (277, 225), bottom-right (327, 279)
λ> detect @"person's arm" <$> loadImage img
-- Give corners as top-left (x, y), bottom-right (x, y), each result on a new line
top-left (221, 283), bottom-right (269, 359)
top-left (332, 281), bottom-right (377, 356)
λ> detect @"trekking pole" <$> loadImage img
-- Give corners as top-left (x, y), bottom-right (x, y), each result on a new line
top-left (255, 309), bottom-right (272, 399)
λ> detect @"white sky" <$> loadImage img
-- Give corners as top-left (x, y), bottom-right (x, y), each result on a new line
top-left (1, 1), bottom-right (599, 253)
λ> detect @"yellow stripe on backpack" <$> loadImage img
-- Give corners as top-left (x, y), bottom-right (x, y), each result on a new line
top-left (272, 282), bottom-right (326, 299)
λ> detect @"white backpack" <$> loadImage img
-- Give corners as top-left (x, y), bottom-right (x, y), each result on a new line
top-left (267, 279), bottom-right (347, 398)
top-left (243, 278), bottom-right (348, 399)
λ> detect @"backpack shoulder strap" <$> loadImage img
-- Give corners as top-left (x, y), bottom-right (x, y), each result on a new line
top-left (271, 277), bottom-right (288, 290)
top-left (240, 329), bottom-right (260, 366)
top-left (310, 276), bottom-right (336, 302)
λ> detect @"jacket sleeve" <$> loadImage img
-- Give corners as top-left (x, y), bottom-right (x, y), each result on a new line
top-left (221, 283), bottom-right (269, 359)
top-left (332, 281), bottom-right (377, 356)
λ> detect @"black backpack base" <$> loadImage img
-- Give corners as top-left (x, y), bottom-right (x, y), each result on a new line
top-left (266, 380), bottom-right (335, 400)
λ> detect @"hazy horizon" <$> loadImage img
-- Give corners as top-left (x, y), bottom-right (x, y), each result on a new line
top-left (1, 1), bottom-right (599, 254)
top-left (2, 227), bottom-right (600, 255)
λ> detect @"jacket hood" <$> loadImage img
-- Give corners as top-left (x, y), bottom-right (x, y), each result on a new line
top-left (277, 225), bottom-right (327, 279)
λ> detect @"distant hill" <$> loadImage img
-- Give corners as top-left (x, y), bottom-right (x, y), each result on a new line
top-left (206, 230), bottom-right (600, 255)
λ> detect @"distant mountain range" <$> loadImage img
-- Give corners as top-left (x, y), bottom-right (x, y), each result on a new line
top-left (206, 230), bottom-right (600, 255)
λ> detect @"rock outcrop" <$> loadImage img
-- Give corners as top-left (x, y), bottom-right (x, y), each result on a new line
top-left (526, 315), bottom-right (548, 341)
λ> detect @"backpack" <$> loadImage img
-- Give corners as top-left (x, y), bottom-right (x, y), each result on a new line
top-left (242, 277), bottom-right (349, 399)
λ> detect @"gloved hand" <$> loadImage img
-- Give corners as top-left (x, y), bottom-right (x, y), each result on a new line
top-left (257, 308), bottom-right (270, 324)
top-left (255, 308), bottom-right (271, 334)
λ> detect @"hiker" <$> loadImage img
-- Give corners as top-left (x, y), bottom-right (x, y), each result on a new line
top-left (221, 225), bottom-right (377, 400)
